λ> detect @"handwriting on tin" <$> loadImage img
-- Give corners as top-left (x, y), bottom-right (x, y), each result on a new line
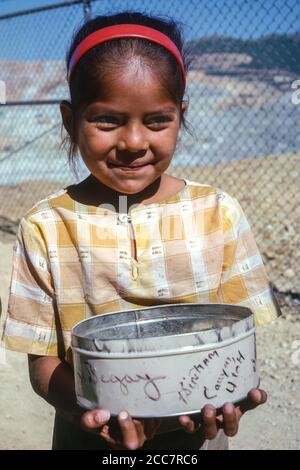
top-left (100, 374), bottom-right (166, 401)
top-left (78, 363), bottom-right (167, 401)
top-left (101, 373), bottom-right (167, 401)
top-left (178, 349), bottom-right (248, 404)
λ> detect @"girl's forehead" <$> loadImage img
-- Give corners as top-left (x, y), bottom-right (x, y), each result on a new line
top-left (86, 101), bottom-right (178, 115)
top-left (86, 70), bottom-right (178, 112)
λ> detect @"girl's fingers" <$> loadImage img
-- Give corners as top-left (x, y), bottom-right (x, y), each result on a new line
top-left (248, 388), bottom-right (267, 405)
top-left (201, 405), bottom-right (218, 440)
top-left (178, 415), bottom-right (199, 434)
top-left (179, 389), bottom-right (267, 442)
top-left (222, 403), bottom-right (238, 437)
top-left (133, 418), bottom-right (147, 443)
top-left (81, 409), bottom-right (110, 432)
top-left (99, 425), bottom-right (122, 449)
top-left (144, 418), bottom-right (162, 440)
top-left (118, 411), bottom-right (145, 450)
top-left (238, 388), bottom-right (268, 415)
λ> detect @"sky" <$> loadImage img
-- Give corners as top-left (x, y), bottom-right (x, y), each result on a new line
top-left (0, 0), bottom-right (299, 61)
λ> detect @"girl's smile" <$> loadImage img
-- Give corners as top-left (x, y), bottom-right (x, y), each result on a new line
top-left (61, 66), bottom-right (187, 204)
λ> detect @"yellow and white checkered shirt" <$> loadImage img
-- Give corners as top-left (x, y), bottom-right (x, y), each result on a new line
top-left (2, 179), bottom-right (280, 364)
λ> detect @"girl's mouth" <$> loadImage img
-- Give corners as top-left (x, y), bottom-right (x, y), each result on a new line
top-left (111, 165), bottom-right (148, 172)
top-left (107, 162), bottom-right (150, 171)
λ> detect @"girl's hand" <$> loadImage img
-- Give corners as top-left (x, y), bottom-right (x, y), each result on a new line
top-left (178, 388), bottom-right (267, 439)
top-left (81, 409), bottom-right (161, 450)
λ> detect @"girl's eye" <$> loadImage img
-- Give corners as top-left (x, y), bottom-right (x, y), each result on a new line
top-left (94, 116), bottom-right (120, 126)
top-left (148, 116), bottom-right (169, 124)
top-left (147, 116), bottom-right (171, 128)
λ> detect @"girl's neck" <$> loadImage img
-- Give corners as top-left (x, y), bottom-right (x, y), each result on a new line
top-left (67, 173), bottom-right (185, 213)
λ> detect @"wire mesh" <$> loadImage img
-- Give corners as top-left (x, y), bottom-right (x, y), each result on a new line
top-left (0, 0), bottom-right (299, 294)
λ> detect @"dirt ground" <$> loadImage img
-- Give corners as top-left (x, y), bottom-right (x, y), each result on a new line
top-left (0, 237), bottom-right (299, 450)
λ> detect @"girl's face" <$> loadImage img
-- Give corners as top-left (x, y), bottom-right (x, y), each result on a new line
top-left (61, 66), bottom-right (186, 196)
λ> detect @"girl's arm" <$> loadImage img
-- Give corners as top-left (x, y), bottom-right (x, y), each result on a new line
top-left (27, 355), bottom-right (194, 447)
top-left (28, 354), bottom-right (82, 419)
top-left (27, 354), bottom-right (158, 449)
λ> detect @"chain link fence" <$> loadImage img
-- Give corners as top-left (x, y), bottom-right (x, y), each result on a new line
top-left (0, 0), bottom-right (299, 294)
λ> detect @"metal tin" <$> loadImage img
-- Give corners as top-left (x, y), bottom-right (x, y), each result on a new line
top-left (71, 303), bottom-right (259, 417)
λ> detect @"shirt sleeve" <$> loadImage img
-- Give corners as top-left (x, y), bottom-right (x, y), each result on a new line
top-left (218, 192), bottom-right (281, 326)
top-left (1, 215), bottom-right (60, 356)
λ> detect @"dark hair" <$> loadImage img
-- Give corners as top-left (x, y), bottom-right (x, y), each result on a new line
top-left (61, 11), bottom-right (191, 162)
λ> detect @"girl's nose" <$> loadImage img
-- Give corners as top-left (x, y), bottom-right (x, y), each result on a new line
top-left (117, 123), bottom-right (148, 153)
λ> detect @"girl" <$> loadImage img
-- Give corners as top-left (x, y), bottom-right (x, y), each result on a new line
top-left (2, 11), bottom-right (280, 450)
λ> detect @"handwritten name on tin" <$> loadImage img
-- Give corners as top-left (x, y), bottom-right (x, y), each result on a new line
top-left (177, 349), bottom-right (253, 404)
top-left (77, 362), bottom-right (167, 401)
top-left (203, 350), bottom-right (247, 399)
top-left (177, 350), bottom-right (220, 405)
top-left (100, 373), bottom-right (167, 401)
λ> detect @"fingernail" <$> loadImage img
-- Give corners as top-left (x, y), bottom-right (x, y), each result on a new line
top-left (180, 416), bottom-right (190, 425)
top-left (224, 403), bottom-right (234, 413)
top-left (86, 414), bottom-right (94, 425)
top-left (205, 407), bottom-right (215, 417)
top-left (127, 441), bottom-right (138, 450)
top-left (94, 410), bottom-right (110, 424)
top-left (119, 410), bottom-right (128, 420)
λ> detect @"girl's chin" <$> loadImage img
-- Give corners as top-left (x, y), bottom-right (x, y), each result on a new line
top-left (89, 175), bottom-right (147, 193)
top-left (112, 181), bottom-right (150, 194)
top-left (90, 166), bottom-right (160, 194)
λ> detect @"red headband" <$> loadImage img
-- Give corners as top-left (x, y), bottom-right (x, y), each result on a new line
top-left (67, 24), bottom-right (186, 88)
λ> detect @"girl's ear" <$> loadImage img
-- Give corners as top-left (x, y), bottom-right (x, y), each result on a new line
top-left (60, 100), bottom-right (75, 139)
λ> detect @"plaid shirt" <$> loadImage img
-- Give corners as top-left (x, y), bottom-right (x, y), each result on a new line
top-left (2, 179), bottom-right (280, 364)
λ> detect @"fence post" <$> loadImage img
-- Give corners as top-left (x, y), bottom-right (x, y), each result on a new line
top-left (83, 0), bottom-right (92, 22)
top-left (0, 80), bottom-right (6, 104)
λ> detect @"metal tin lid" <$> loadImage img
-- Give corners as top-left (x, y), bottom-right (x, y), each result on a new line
top-left (71, 303), bottom-right (255, 357)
